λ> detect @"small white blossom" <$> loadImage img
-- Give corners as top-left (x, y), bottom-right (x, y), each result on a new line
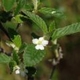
top-left (13, 65), bottom-right (20, 74)
top-left (15, 69), bottom-right (20, 74)
top-left (32, 37), bottom-right (48, 50)
top-left (51, 11), bottom-right (56, 14)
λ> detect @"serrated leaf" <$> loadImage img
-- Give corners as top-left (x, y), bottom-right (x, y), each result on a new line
top-left (0, 54), bottom-right (11, 63)
top-left (13, 35), bottom-right (21, 48)
top-left (2, 0), bottom-right (15, 11)
top-left (23, 11), bottom-right (48, 34)
top-left (23, 44), bottom-right (46, 66)
top-left (52, 23), bottom-right (80, 40)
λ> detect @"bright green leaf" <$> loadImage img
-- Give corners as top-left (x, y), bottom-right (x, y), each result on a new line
top-left (13, 14), bottom-right (23, 23)
top-left (52, 23), bottom-right (80, 40)
top-left (13, 35), bottom-right (21, 48)
top-left (2, 0), bottom-right (15, 11)
top-left (23, 44), bottom-right (46, 66)
top-left (23, 11), bottom-right (48, 34)
top-left (0, 54), bottom-right (11, 63)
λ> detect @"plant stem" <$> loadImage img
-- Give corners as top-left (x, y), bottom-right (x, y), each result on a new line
top-left (49, 66), bottom-right (56, 80)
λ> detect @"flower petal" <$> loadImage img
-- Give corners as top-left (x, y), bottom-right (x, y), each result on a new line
top-left (42, 40), bottom-right (48, 46)
top-left (15, 69), bottom-right (20, 74)
top-left (39, 37), bottom-right (44, 41)
top-left (35, 45), bottom-right (44, 50)
top-left (39, 45), bottom-right (44, 50)
top-left (32, 39), bottom-right (38, 44)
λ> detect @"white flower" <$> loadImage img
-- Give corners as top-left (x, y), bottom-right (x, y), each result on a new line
top-left (15, 69), bottom-right (20, 74)
top-left (13, 65), bottom-right (20, 74)
top-left (32, 37), bottom-right (48, 50)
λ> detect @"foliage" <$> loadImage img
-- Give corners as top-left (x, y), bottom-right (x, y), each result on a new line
top-left (0, 0), bottom-right (80, 80)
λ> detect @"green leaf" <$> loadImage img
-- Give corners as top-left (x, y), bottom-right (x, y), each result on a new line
top-left (13, 35), bottom-right (21, 48)
top-left (14, 0), bottom-right (26, 15)
top-left (24, 4), bottom-right (33, 11)
top-left (52, 23), bottom-right (80, 40)
top-left (23, 44), bottom-right (46, 66)
top-left (2, 0), bottom-right (15, 11)
top-left (49, 21), bottom-right (56, 32)
top-left (13, 50), bottom-right (19, 64)
top-left (9, 60), bottom-right (17, 73)
top-left (0, 54), bottom-right (11, 63)
top-left (13, 14), bottom-right (23, 23)
top-left (39, 7), bottom-right (56, 15)
top-left (19, 43), bottom-right (27, 53)
top-left (23, 11), bottom-right (48, 34)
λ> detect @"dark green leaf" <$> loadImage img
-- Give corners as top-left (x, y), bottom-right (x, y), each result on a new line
top-left (23, 11), bottom-right (48, 34)
top-left (14, 0), bottom-right (26, 15)
top-left (49, 21), bottom-right (56, 32)
top-left (0, 54), bottom-right (11, 63)
top-left (52, 23), bottom-right (80, 40)
top-left (2, 0), bottom-right (16, 11)
top-left (13, 50), bottom-right (19, 64)
top-left (9, 60), bottom-right (17, 73)
top-left (19, 43), bottom-right (27, 53)
top-left (23, 44), bottom-right (46, 66)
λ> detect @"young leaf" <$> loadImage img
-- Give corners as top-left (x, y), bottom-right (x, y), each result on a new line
top-left (2, 0), bottom-right (15, 11)
top-left (23, 44), bottom-right (46, 66)
top-left (49, 21), bottom-right (56, 32)
top-left (13, 35), bottom-right (21, 48)
top-left (14, 0), bottom-right (26, 15)
top-left (13, 14), bottom-right (23, 23)
top-left (9, 60), bottom-right (17, 73)
top-left (39, 7), bottom-right (56, 15)
top-left (23, 11), bottom-right (48, 34)
top-left (52, 23), bottom-right (80, 40)
top-left (13, 50), bottom-right (19, 64)
top-left (0, 54), bottom-right (11, 63)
